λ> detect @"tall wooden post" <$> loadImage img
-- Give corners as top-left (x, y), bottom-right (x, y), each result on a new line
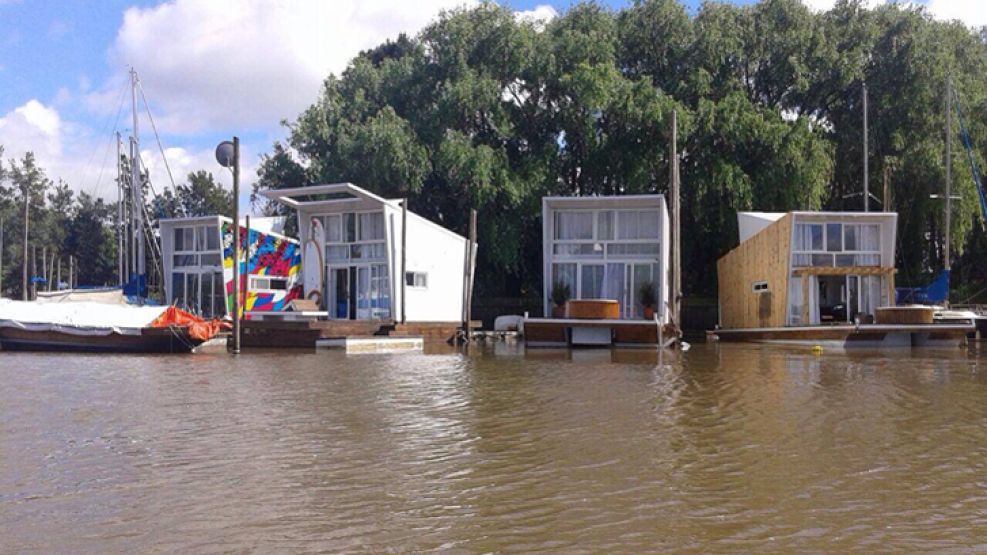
top-left (56, 257), bottom-right (61, 291)
top-left (69, 256), bottom-right (74, 290)
top-left (232, 136), bottom-right (241, 354)
top-left (21, 182), bottom-right (29, 300)
top-left (944, 74), bottom-right (952, 271)
top-left (863, 82), bottom-right (869, 212)
top-left (400, 199), bottom-right (408, 324)
top-left (883, 161), bottom-right (891, 213)
top-left (466, 209), bottom-right (477, 342)
top-left (670, 109), bottom-right (681, 326)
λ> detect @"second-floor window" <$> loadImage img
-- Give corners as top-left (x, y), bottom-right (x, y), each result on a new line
top-left (793, 222), bottom-right (880, 267)
top-left (318, 211), bottom-right (387, 263)
top-left (173, 225), bottom-right (221, 268)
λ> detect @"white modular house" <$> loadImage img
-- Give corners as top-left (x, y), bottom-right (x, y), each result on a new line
top-left (541, 195), bottom-right (671, 322)
top-left (160, 216), bottom-right (302, 319)
top-left (259, 183), bottom-right (469, 323)
top-left (717, 211), bottom-right (898, 329)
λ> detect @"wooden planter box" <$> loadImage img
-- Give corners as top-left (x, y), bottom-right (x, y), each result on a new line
top-left (875, 306), bottom-right (933, 325)
top-left (566, 299), bottom-right (620, 320)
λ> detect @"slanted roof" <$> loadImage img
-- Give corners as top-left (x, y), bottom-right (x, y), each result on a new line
top-left (258, 183), bottom-right (468, 242)
top-left (737, 212), bottom-right (786, 243)
top-left (258, 182), bottom-right (398, 210)
top-left (543, 194), bottom-right (665, 210)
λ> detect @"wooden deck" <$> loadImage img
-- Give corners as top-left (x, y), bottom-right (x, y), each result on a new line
top-left (708, 323), bottom-right (973, 348)
top-left (240, 319), bottom-right (477, 348)
top-left (522, 317), bottom-right (670, 348)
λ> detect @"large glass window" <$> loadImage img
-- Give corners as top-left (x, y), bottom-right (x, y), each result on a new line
top-left (826, 223), bottom-right (842, 252)
top-left (794, 222), bottom-right (881, 267)
top-left (555, 212), bottom-right (594, 240)
top-left (580, 264), bottom-right (604, 299)
top-left (552, 263), bottom-right (577, 293)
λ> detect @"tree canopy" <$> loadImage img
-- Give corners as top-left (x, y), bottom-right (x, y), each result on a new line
top-left (255, 0), bottom-right (987, 299)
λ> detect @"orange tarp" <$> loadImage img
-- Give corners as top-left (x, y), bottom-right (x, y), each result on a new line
top-left (149, 306), bottom-right (227, 341)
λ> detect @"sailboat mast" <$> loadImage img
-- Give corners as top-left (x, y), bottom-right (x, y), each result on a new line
top-left (130, 68), bottom-right (145, 280)
top-left (116, 132), bottom-right (123, 284)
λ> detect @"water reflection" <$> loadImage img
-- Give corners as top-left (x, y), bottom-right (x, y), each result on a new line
top-left (0, 344), bottom-right (985, 552)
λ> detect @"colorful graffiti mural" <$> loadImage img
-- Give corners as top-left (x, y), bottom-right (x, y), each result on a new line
top-left (222, 222), bottom-right (302, 315)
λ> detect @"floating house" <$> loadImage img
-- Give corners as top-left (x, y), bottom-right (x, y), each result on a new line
top-left (525, 194), bottom-right (672, 347)
top-left (712, 211), bottom-right (971, 346)
top-left (257, 183), bottom-right (469, 340)
top-left (159, 216), bottom-right (301, 318)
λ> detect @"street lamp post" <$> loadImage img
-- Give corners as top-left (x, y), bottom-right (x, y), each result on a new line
top-left (216, 138), bottom-right (241, 353)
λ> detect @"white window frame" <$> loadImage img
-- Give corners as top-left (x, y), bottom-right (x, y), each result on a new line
top-left (792, 221), bottom-right (882, 268)
top-left (405, 271), bottom-right (428, 289)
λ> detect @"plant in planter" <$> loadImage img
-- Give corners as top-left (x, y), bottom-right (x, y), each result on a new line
top-left (550, 280), bottom-right (571, 318)
top-left (639, 281), bottom-right (657, 320)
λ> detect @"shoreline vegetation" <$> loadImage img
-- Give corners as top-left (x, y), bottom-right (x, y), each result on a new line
top-left (3, 0), bottom-right (987, 305)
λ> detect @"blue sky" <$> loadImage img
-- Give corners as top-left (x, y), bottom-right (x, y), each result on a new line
top-left (0, 0), bottom-right (973, 211)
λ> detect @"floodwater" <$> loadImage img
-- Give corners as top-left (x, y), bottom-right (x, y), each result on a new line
top-left (1, 343), bottom-right (986, 553)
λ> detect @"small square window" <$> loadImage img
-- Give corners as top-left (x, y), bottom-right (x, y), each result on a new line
top-left (405, 272), bottom-right (428, 288)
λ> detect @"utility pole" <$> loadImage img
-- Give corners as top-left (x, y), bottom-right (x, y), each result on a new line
top-left (69, 255), bottom-right (74, 290)
top-left (21, 181), bottom-right (29, 300)
top-left (883, 160), bottom-right (891, 213)
top-left (670, 109), bottom-right (681, 326)
top-left (945, 74), bottom-right (952, 271)
top-left (863, 82), bottom-right (869, 212)
top-left (232, 137), bottom-right (241, 353)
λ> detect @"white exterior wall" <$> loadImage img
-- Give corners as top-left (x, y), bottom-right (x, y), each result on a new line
top-left (541, 195), bottom-right (671, 323)
top-left (291, 195), bottom-right (467, 323)
top-left (401, 212), bottom-right (468, 322)
top-left (159, 215), bottom-right (224, 307)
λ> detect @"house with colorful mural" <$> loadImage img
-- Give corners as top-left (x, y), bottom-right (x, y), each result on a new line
top-left (258, 183), bottom-right (469, 324)
top-left (160, 216), bottom-right (302, 318)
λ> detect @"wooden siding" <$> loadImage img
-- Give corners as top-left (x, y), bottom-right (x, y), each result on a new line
top-left (716, 214), bottom-right (792, 329)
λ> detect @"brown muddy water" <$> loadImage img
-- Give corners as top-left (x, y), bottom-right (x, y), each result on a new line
top-left (1, 343), bottom-right (986, 553)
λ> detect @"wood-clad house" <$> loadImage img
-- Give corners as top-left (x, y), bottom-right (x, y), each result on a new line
top-left (717, 211), bottom-right (898, 329)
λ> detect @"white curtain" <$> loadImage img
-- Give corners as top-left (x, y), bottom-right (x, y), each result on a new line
top-left (605, 263), bottom-right (625, 312)
top-left (581, 265), bottom-right (604, 299)
top-left (555, 212), bottom-right (593, 240)
top-left (788, 276), bottom-right (802, 325)
top-left (808, 277), bottom-right (820, 325)
top-left (617, 211), bottom-right (659, 240)
top-left (326, 214), bottom-right (342, 243)
top-left (858, 224), bottom-right (881, 265)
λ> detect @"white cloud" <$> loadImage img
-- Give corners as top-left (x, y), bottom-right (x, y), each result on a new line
top-left (924, 0), bottom-right (987, 28)
top-left (88, 0), bottom-right (474, 135)
top-left (515, 4), bottom-right (557, 29)
top-left (0, 99), bottom-right (64, 172)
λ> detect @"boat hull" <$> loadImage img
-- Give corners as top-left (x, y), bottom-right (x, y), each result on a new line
top-left (0, 326), bottom-right (205, 353)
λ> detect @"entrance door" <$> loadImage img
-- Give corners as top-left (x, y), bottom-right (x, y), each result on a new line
top-left (331, 268), bottom-right (349, 319)
top-left (847, 275), bottom-right (860, 322)
top-left (627, 263), bottom-right (655, 319)
top-left (356, 266), bottom-right (371, 320)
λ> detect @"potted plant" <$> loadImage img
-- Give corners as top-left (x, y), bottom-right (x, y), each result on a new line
top-left (639, 281), bottom-right (657, 320)
top-left (550, 280), bottom-right (571, 318)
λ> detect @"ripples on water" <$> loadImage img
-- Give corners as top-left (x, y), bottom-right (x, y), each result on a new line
top-left (1, 343), bottom-right (986, 553)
